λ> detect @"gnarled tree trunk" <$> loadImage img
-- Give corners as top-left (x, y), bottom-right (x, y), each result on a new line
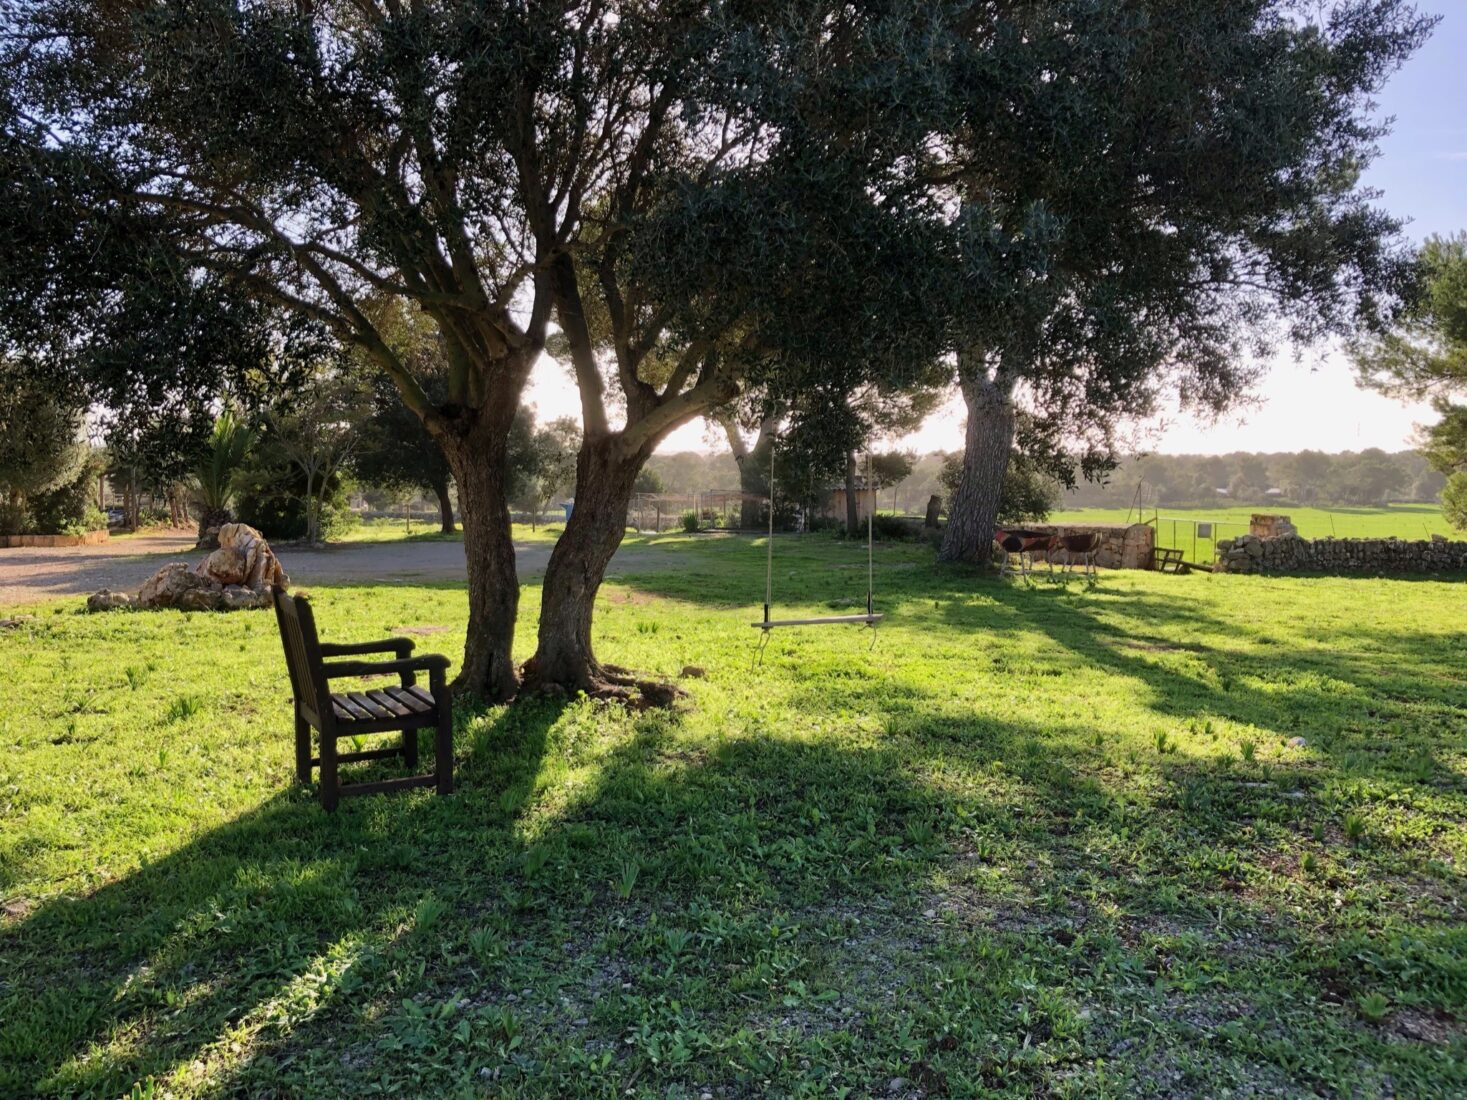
top-left (938, 370), bottom-right (1016, 565)
top-left (441, 416), bottom-right (520, 702)
top-left (434, 477), bottom-right (455, 534)
top-left (524, 436), bottom-right (648, 696)
top-left (844, 452), bottom-right (860, 535)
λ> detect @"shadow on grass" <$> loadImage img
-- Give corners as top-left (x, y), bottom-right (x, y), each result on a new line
top-left (1, 697), bottom-right (978, 1095)
top-left (5, 555), bottom-right (1466, 1095)
top-left (0, 697), bottom-right (557, 1095)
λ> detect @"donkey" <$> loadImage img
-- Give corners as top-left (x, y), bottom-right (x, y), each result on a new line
top-left (1051, 531), bottom-right (1102, 576)
top-left (993, 528), bottom-right (1057, 576)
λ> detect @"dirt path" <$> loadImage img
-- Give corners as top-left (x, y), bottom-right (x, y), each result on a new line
top-left (0, 530), bottom-right (681, 608)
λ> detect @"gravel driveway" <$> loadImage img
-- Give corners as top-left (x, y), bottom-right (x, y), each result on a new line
top-left (0, 530), bottom-right (676, 608)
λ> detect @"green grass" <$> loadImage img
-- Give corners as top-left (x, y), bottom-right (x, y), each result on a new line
top-left (341, 519), bottom-right (567, 545)
top-left (2, 536), bottom-right (1465, 1096)
top-left (1050, 503), bottom-right (1456, 562)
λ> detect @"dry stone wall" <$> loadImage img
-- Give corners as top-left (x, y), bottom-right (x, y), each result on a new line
top-left (1025, 523), bottom-right (1156, 570)
top-left (1215, 533), bottom-right (1467, 575)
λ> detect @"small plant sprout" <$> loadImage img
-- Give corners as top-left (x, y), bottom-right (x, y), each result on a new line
top-left (1154, 730), bottom-right (1175, 755)
top-left (1357, 992), bottom-right (1391, 1024)
top-left (165, 695), bottom-right (202, 723)
top-left (1343, 812), bottom-right (1367, 843)
top-left (468, 928), bottom-right (501, 964)
top-left (1239, 739), bottom-right (1256, 764)
top-left (413, 894), bottom-right (447, 933)
top-left (522, 844), bottom-right (552, 879)
top-left (612, 859), bottom-right (641, 900)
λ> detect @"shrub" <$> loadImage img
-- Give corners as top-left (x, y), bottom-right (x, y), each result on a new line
top-left (235, 449), bottom-right (355, 541)
top-left (680, 510), bottom-right (700, 532)
top-left (28, 458), bottom-right (107, 535)
top-left (0, 498), bottom-right (30, 535)
top-left (869, 513), bottom-right (917, 541)
top-left (1443, 471), bottom-right (1467, 532)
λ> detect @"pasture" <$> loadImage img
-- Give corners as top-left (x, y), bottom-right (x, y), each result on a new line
top-left (1051, 502), bottom-right (1453, 540)
top-left (1049, 503), bottom-right (1456, 563)
top-left (1, 534), bottom-right (1465, 1097)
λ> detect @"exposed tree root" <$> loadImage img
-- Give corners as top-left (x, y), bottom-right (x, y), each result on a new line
top-left (518, 659), bottom-right (684, 710)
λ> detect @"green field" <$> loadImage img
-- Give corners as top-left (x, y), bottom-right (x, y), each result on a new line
top-left (2, 535), bottom-right (1465, 1096)
top-left (1050, 503), bottom-right (1456, 562)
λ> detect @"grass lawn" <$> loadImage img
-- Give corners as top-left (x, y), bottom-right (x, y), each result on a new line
top-left (2, 535), bottom-right (1465, 1097)
top-left (1051, 502), bottom-right (1454, 540)
top-left (343, 519), bottom-right (566, 545)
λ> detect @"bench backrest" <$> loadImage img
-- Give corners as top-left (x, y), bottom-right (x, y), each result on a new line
top-left (272, 588), bottom-right (330, 725)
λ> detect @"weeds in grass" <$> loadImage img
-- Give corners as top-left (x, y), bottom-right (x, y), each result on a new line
top-left (1357, 992), bottom-right (1392, 1024)
top-left (612, 858), bottom-right (641, 900)
top-left (164, 695), bottom-right (201, 722)
top-left (1343, 812), bottom-right (1367, 843)
top-left (413, 895), bottom-right (447, 933)
top-left (3, 545), bottom-right (1465, 1097)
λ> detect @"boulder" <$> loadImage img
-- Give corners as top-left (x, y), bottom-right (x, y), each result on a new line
top-left (202, 545), bottom-right (250, 587)
top-left (221, 584), bottom-right (268, 611)
top-left (216, 522), bottom-right (288, 590)
top-left (177, 587), bottom-right (224, 612)
top-left (90, 524), bottom-right (288, 612)
top-left (138, 563), bottom-right (219, 608)
top-left (86, 591), bottom-right (134, 612)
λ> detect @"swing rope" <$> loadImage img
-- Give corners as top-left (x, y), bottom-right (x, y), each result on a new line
top-left (754, 443), bottom-right (882, 633)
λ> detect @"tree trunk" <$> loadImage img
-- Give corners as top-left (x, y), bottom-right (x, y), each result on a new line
top-left (434, 478), bottom-right (456, 534)
top-left (937, 372), bottom-right (1016, 565)
top-left (844, 452), bottom-right (860, 535)
top-left (443, 421), bottom-right (520, 702)
top-left (524, 437), bottom-right (646, 696)
top-left (722, 412), bottom-right (777, 529)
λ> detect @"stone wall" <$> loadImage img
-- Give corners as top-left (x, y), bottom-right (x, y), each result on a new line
top-left (1215, 533), bottom-right (1467, 574)
top-left (1025, 523), bottom-right (1156, 570)
top-left (0, 530), bottom-right (109, 548)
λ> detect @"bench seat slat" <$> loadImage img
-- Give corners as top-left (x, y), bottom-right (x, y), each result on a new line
top-left (752, 613), bottom-right (883, 629)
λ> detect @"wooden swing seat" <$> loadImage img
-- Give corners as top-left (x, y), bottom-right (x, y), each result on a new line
top-left (752, 613), bottom-right (883, 630)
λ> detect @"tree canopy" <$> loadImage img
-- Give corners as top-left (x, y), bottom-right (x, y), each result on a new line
top-left (1, 0), bottom-right (1434, 694)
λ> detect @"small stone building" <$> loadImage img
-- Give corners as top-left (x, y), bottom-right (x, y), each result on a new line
top-left (820, 481), bottom-right (879, 523)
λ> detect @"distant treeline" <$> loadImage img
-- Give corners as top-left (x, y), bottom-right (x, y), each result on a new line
top-left (1057, 449), bottom-right (1442, 509)
top-left (642, 447), bottom-right (1442, 516)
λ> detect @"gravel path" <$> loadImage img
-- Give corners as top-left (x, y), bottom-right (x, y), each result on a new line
top-left (0, 530), bottom-right (677, 608)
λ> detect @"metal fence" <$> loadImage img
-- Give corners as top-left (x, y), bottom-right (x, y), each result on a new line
top-left (1148, 515), bottom-right (1252, 564)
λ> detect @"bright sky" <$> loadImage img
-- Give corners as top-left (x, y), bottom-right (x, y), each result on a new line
top-left (526, 6), bottom-right (1467, 457)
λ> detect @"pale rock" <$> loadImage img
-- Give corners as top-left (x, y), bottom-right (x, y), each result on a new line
top-left (138, 562), bottom-right (217, 608)
top-left (86, 591), bottom-right (134, 612)
top-left (221, 585), bottom-right (264, 611)
top-left (177, 587), bottom-right (223, 612)
top-left (201, 545), bottom-right (249, 586)
top-left (91, 523), bottom-right (287, 613)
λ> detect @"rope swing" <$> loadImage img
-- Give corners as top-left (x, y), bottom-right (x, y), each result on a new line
top-left (751, 442), bottom-right (883, 639)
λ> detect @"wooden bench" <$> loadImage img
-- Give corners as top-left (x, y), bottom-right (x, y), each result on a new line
top-left (272, 588), bottom-right (453, 811)
top-left (1152, 546), bottom-right (1187, 574)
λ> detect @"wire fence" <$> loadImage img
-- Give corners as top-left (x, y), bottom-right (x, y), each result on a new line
top-left (1148, 516), bottom-right (1252, 564)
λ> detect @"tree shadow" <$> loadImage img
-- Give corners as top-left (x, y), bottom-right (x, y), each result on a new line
top-left (0, 698), bottom-right (561, 1096)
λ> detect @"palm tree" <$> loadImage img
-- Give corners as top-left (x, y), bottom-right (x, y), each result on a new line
top-left (193, 409), bottom-right (256, 542)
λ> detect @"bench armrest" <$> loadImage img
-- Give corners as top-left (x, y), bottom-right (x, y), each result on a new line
top-left (322, 654), bottom-right (450, 688)
top-left (318, 638), bottom-right (415, 658)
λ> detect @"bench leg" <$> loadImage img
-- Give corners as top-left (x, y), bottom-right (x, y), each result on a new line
top-left (320, 734), bottom-right (340, 812)
top-left (401, 727), bottom-right (419, 769)
top-left (434, 703), bottom-right (454, 797)
top-left (294, 712), bottom-right (312, 784)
